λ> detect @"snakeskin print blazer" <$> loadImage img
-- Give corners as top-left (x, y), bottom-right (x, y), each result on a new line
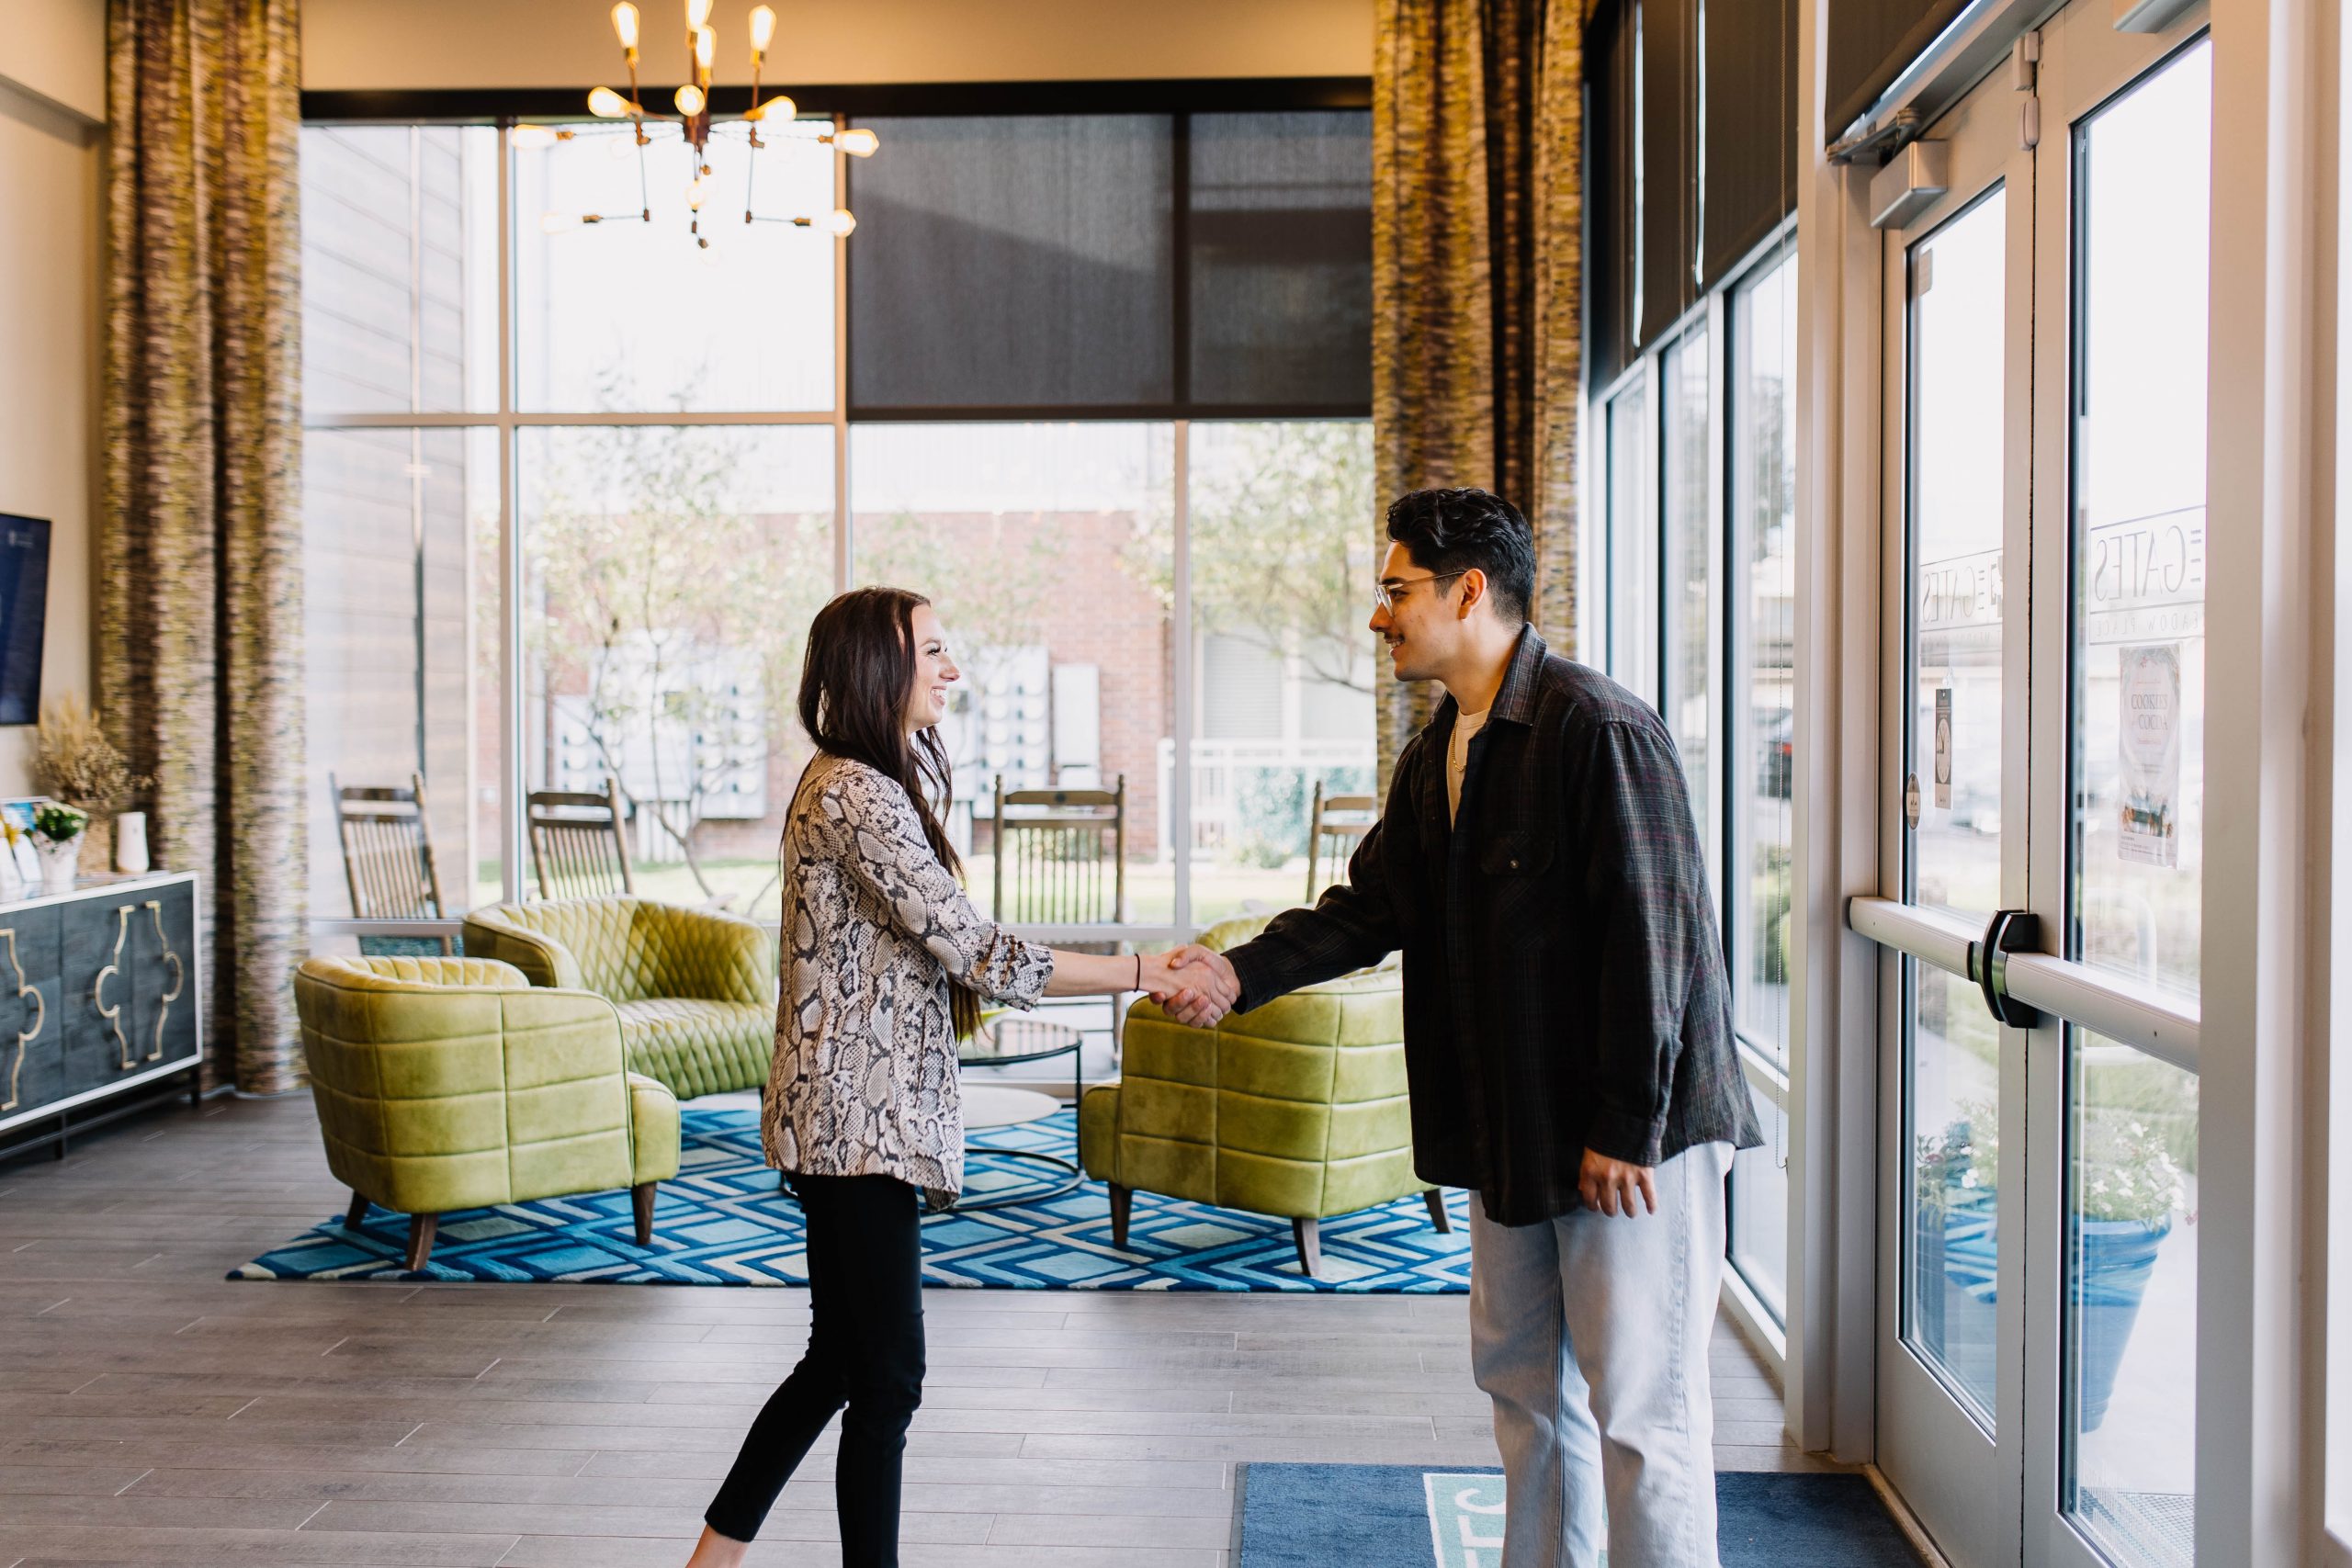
top-left (763, 751), bottom-right (1055, 1198)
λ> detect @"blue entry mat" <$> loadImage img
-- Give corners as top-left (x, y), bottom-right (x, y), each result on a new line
top-left (232, 1107), bottom-right (1473, 1292)
top-left (1233, 1463), bottom-right (1925, 1567)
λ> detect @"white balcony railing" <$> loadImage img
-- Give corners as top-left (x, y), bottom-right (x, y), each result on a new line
top-left (1155, 736), bottom-right (1378, 862)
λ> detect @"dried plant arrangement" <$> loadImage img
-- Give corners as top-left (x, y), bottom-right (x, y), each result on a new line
top-left (33, 694), bottom-right (152, 816)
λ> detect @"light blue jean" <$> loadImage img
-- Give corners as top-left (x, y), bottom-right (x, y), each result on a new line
top-left (1466, 1142), bottom-right (1735, 1568)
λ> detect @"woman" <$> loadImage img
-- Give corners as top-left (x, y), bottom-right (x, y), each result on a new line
top-left (685, 586), bottom-right (1204, 1568)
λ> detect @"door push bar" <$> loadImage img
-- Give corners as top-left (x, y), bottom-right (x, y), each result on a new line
top-left (1973, 908), bottom-right (2042, 1029)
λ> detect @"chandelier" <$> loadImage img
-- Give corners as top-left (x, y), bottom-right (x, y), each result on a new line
top-left (514, 0), bottom-right (879, 246)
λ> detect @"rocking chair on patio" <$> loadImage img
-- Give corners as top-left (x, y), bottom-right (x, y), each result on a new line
top-left (1305, 780), bottom-right (1378, 904)
top-left (330, 773), bottom-right (454, 956)
top-left (526, 780), bottom-right (636, 900)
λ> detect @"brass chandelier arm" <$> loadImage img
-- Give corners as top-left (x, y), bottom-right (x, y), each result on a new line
top-left (551, 1), bottom-right (865, 241)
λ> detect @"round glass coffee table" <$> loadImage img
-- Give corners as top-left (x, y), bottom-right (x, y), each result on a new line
top-left (952, 1016), bottom-right (1087, 1211)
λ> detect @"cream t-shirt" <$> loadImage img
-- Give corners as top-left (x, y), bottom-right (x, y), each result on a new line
top-left (1446, 706), bottom-right (1490, 824)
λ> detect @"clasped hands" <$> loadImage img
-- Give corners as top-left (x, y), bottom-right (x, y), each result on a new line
top-left (1134, 945), bottom-right (1242, 1029)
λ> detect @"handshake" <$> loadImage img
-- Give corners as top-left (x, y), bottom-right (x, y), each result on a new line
top-left (1136, 946), bottom-right (1242, 1030)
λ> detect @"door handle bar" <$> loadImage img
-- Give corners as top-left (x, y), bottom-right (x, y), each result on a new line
top-left (1846, 896), bottom-right (2199, 1074)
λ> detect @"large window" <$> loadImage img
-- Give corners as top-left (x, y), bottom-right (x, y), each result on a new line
top-left (2062, 44), bottom-right (2207, 1560)
top-left (300, 106), bottom-right (1374, 949)
top-left (300, 125), bottom-right (502, 920)
top-left (518, 424), bottom-right (835, 918)
top-left (848, 422), bottom-right (1174, 920)
top-left (1662, 325), bottom-right (1719, 893)
top-left (1594, 230), bottom-right (1797, 1328)
top-left (1728, 247), bottom-right (1798, 1322)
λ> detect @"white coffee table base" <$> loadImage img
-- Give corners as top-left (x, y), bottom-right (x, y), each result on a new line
top-left (961, 1085), bottom-right (1061, 1130)
top-left (949, 1084), bottom-right (1083, 1213)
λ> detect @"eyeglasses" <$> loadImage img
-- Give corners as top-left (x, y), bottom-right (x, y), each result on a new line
top-left (1372, 570), bottom-right (1468, 615)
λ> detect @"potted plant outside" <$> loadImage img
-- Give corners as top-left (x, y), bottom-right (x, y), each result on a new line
top-left (2071, 1111), bottom-right (2185, 1432)
top-left (1913, 1107), bottom-right (1998, 1354)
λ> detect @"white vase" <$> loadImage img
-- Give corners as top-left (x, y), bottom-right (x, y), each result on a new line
top-left (113, 812), bottom-right (149, 874)
top-left (38, 837), bottom-right (81, 895)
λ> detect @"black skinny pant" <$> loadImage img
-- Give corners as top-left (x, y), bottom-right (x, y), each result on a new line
top-left (705, 1172), bottom-right (925, 1562)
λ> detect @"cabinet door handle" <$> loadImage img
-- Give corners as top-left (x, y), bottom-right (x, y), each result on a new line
top-left (95, 905), bottom-right (132, 1071)
top-left (0, 927), bottom-right (36, 1113)
top-left (145, 899), bottom-right (182, 1063)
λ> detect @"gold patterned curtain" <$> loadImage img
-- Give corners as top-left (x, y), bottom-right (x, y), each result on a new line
top-left (1372, 0), bottom-right (1583, 782)
top-left (100, 0), bottom-right (306, 1094)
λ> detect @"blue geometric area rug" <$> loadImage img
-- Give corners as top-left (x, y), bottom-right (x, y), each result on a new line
top-left (1233, 1464), bottom-right (1926, 1567)
top-left (232, 1107), bottom-right (1473, 1292)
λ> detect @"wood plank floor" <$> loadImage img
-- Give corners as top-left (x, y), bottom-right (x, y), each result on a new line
top-left (0, 1094), bottom-right (1845, 1567)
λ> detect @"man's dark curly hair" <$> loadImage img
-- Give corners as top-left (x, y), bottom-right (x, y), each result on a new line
top-left (1385, 488), bottom-right (1535, 624)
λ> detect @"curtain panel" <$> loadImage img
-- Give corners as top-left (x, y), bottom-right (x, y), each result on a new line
top-left (100, 0), bottom-right (306, 1094)
top-left (1372, 0), bottom-right (1582, 783)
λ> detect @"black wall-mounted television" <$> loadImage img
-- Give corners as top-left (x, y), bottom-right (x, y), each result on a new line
top-left (0, 515), bottom-right (51, 727)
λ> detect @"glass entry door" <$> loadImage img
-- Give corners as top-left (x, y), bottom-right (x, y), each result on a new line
top-left (1853, 6), bottom-right (2209, 1567)
top-left (1866, 59), bottom-right (2033, 1568)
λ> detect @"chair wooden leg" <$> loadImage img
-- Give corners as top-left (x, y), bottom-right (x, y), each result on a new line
top-left (632, 1181), bottom-right (657, 1247)
top-left (404, 1213), bottom-right (439, 1272)
top-left (345, 1190), bottom-right (370, 1230)
top-left (1108, 1184), bottom-right (1132, 1249)
top-left (1424, 1189), bottom-right (1452, 1234)
top-left (1292, 1216), bottom-right (1322, 1279)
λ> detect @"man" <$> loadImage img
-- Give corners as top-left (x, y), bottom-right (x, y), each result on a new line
top-left (1166, 488), bottom-right (1761, 1568)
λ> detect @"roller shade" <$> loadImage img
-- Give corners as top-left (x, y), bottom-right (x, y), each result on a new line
top-left (845, 110), bottom-right (1373, 415)
top-left (1637, 0), bottom-right (1696, 348)
top-left (1703, 0), bottom-right (1798, 281)
top-left (846, 115), bottom-right (1176, 412)
top-left (1583, 0), bottom-right (1798, 383)
top-left (1187, 110), bottom-right (1374, 409)
top-left (1825, 0), bottom-right (1973, 141)
top-left (1585, 0), bottom-right (1638, 389)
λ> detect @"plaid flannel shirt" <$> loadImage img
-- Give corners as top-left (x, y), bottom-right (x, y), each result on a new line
top-left (1224, 625), bottom-right (1763, 1226)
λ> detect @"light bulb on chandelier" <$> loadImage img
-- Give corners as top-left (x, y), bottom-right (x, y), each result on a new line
top-left (560, 1), bottom-right (870, 243)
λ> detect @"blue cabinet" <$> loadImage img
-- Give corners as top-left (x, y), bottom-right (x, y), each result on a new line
top-left (0, 873), bottom-right (201, 1145)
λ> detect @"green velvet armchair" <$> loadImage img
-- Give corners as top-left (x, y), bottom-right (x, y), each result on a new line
top-left (1079, 916), bottom-right (1443, 1278)
top-left (295, 954), bottom-right (682, 1270)
top-left (461, 897), bottom-right (776, 1100)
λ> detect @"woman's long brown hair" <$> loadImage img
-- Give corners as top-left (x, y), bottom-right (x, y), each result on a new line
top-left (797, 586), bottom-right (981, 1041)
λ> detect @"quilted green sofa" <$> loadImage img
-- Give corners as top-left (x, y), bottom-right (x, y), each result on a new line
top-left (294, 954), bottom-right (682, 1270)
top-left (461, 897), bottom-right (776, 1100)
top-left (1079, 916), bottom-right (1443, 1278)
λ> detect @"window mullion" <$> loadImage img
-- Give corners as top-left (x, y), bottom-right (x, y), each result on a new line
top-left (1172, 418), bottom-right (1193, 935)
top-left (496, 117), bottom-right (525, 907)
